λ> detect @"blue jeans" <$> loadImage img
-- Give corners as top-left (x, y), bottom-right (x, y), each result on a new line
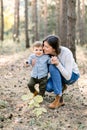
top-left (46, 64), bottom-right (80, 95)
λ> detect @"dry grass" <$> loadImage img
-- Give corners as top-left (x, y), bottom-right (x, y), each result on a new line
top-left (0, 41), bottom-right (87, 130)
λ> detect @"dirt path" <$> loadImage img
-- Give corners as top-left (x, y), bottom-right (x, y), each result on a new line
top-left (0, 45), bottom-right (87, 130)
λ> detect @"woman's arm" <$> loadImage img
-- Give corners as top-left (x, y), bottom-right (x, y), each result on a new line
top-left (56, 53), bottom-right (73, 80)
top-left (51, 53), bottom-right (73, 80)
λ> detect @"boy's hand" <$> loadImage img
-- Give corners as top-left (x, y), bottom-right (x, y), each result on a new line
top-left (23, 61), bottom-right (29, 67)
top-left (32, 59), bottom-right (36, 66)
top-left (25, 61), bottom-right (29, 67)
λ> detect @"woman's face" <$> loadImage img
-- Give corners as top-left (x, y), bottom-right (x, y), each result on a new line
top-left (43, 41), bottom-right (56, 55)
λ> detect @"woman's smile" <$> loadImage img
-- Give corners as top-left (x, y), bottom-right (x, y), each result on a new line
top-left (43, 41), bottom-right (56, 55)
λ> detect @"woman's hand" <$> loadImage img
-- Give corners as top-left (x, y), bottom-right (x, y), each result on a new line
top-left (51, 56), bottom-right (59, 66)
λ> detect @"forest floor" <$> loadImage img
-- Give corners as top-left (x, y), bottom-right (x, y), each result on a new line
top-left (0, 41), bottom-right (87, 130)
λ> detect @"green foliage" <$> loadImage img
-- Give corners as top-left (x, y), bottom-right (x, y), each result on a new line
top-left (21, 94), bottom-right (47, 117)
top-left (0, 39), bottom-right (26, 55)
top-left (0, 100), bottom-right (8, 109)
top-left (4, 12), bottom-right (14, 31)
top-left (47, 4), bottom-right (57, 34)
top-left (28, 95), bottom-right (43, 108)
top-left (85, 6), bottom-right (87, 22)
top-left (32, 107), bottom-right (47, 117)
top-left (21, 93), bottom-right (33, 101)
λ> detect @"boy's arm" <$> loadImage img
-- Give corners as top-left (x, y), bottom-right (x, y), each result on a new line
top-left (24, 54), bottom-right (33, 67)
top-left (25, 54), bottom-right (36, 67)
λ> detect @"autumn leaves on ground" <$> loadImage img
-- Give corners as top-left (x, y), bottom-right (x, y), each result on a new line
top-left (0, 41), bottom-right (87, 130)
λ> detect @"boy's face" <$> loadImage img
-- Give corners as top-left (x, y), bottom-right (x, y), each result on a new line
top-left (33, 46), bottom-right (43, 56)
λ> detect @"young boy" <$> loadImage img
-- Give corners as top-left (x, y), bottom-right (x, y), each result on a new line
top-left (26, 41), bottom-right (50, 97)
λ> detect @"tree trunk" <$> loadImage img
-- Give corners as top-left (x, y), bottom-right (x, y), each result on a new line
top-left (59, 0), bottom-right (67, 46)
top-left (76, 0), bottom-right (80, 44)
top-left (0, 0), bottom-right (4, 41)
top-left (13, 0), bottom-right (20, 42)
top-left (67, 0), bottom-right (76, 60)
top-left (79, 0), bottom-right (86, 45)
top-left (43, 0), bottom-right (47, 37)
top-left (32, 0), bottom-right (38, 42)
top-left (25, 0), bottom-right (30, 48)
top-left (55, 0), bottom-right (60, 35)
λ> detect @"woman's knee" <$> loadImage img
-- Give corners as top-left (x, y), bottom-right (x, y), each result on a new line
top-left (49, 64), bottom-right (57, 73)
top-left (46, 78), bottom-right (53, 92)
top-left (46, 85), bottom-right (53, 92)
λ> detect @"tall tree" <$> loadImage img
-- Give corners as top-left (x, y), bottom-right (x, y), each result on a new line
top-left (67, 0), bottom-right (76, 60)
top-left (32, 0), bottom-right (38, 42)
top-left (13, 0), bottom-right (20, 42)
top-left (59, 0), bottom-right (67, 46)
top-left (55, 0), bottom-right (60, 35)
top-left (25, 0), bottom-right (30, 48)
top-left (76, 0), bottom-right (80, 44)
top-left (43, 0), bottom-right (47, 37)
top-left (0, 0), bottom-right (4, 41)
top-left (79, 0), bottom-right (86, 44)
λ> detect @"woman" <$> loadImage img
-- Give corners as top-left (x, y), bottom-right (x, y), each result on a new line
top-left (43, 35), bottom-right (80, 109)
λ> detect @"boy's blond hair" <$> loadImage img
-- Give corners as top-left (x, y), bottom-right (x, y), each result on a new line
top-left (33, 41), bottom-right (42, 48)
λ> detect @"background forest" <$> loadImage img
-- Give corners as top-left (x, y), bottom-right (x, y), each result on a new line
top-left (0, 0), bottom-right (87, 130)
top-left (0, 0), bottom-right (87, 50)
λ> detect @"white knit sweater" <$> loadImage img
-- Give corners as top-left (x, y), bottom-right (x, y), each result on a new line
top-left (56, 46), bottom-right (79, 80)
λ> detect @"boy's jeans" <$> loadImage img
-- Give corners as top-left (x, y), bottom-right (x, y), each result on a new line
top-left (46, 65), bottom-right (80, 95)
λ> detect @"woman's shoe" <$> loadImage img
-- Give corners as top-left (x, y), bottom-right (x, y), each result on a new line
top-left (48, 95), bottom-right (65, 109)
